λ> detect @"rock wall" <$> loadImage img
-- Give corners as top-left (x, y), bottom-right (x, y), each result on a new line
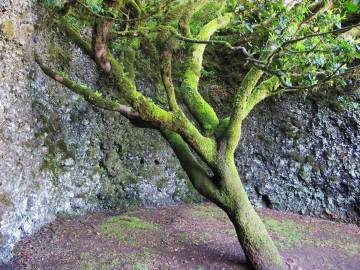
top-left (0, 0), bottom-right (359, 264)
top-left (0, 1), bottom-right (198, 264)
top-left (238, 94), bottom-right (359, 224)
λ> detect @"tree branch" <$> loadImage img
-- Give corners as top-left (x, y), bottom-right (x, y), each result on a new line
top-left (242, 76), bottom-right (280, 118)
top-left (180, 13), bottom-right (233, 134)
top-left (92, 0), bottom-right (124, 73)
top-left (161, 129), bottom-right (222, 204)
top-left (160, 45), bottom-right (180, 111)
top-left (267, 22), bottom-right (360, 63)
top-left (254, 62), bottom-right (350, 90)
top-left (34, 52), bottom-right (140, 120)
top-left (57, 9), bottom-right (218, 165)
top-left (224, 67), bottom-right (263, 156)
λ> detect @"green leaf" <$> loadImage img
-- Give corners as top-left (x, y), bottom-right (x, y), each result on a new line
top-left (344, 1), bottom-right (358, 12)
top-left (94, 91), bottom-right (103, 97)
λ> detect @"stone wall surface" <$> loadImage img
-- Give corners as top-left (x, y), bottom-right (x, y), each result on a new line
top-left (0, 1), bottom-right (197, 263)
top-left (0, 0), bottom-right (359, 264)
top-left (238, 95), bottom-right (359, 224)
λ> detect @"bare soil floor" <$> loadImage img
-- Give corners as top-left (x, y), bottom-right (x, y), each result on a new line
top-left (2, 203), bottom-right (360, 270)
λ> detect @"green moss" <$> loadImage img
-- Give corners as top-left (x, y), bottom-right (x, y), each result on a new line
top-left (41, 157), bottom-right (61, 186)
top-left (264, 218), bottom-right (303, 250)
top-left (304, 154), bottom-right (320, 172)
top-left (56, 211), bottom-right (73, 220)
top-left (79, 252), bottom-right (119, 270)
top-left (99, 215), bottom-right (158, 241)
top-left (32, 101), bottom-right (77, 186)
top-left (290, 116), bottom-right (302, 129)
top-left (298, 166), bottom-right (309, 180)
top-left (1, 20), bottom-right (15, 40)
top-left (327, 97), bottom-right (344, 112)
top-left (263, 215), bottom-right (359, 255)
top-left (328, 175), bottom-right (339, 182)
top-left (301, 234), bottom-right (359, 256)
top-left (132, 263), bottom-right (148, 270)
top-left (123, 247), bottom-right (157, 268)
top-left (257, 134), bottom-right (273, 144)
top-left (345, 242), bottom-right (359, 255)
top-left (190, 1), bottom-right (223, 34)
top-left (175, 169), bottom-right (187, 180)
top-left (191, 204), bottom-right (224, 219)
top-left (304, 154), bottom-right (316, 164)
top-left (155, 177), bottom-right (169, 191)
top-left (180, 13), bottom-right (234, 134)
top-left (281, 121), bottom-right (302, 140)
top-left (227, 228), bottom-right (237, 237)
top-left (48, 42), bottom-right (71, 69)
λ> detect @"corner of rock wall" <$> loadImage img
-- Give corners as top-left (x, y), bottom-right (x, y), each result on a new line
top-left (0, 1), bottom-right (199, 264)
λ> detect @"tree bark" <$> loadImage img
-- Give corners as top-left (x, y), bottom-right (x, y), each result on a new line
top-left (215, 159), bottom-right (285, 270)
top-left (165, 131), bottom-right (285, 270)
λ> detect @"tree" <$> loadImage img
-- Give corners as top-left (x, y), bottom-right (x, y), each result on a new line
top-left (35, 0), bottom-right (359, 269)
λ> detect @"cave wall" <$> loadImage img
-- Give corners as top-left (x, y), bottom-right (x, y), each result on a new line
top-left (0, 0), bottom-right (359, 264)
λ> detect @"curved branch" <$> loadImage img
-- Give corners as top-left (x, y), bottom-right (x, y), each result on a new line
top-left (161, 129), bottom-right (222, 204)
top-left (180, 13), bottom-right (234, 134)
top-left (254, 62), bottom-right (349, 90)
top-left (58, 13), bottom-right (218, 165)
top-left (224, 67), bottom-right (263, 155)
top-left (92, 0), bottom-right (124, 73)
top-left (242, 76), bottom-right (280, 118)
top-left (34, 52), bottom-right (140, 120)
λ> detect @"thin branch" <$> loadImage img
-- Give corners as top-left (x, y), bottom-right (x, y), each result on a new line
top-left (256, 62), bottom-right (354, 90)
top-left (267, 22), bottom-right (360, 63)
top-left (160, 45), bottom-right (180, 111)
top-left (287, 22), bottom-right (360, 45)
top-left (292, 0), bottom-right (332, 38)
top-left (109, 25), bottom-right (266, 66)
top-left (34, 52), bottom-right (140, 120)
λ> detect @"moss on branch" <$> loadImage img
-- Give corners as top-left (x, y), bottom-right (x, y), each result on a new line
top-left (225, 67), bottom-right (263, 156)
top-left (180, 13), bottom-right (233, 134)
top-left (34, 53), bottom-right (140, 118)
top-left (161, 129), bottom-right (220, 203)
top-left (45, 18), bottom-right (218, 165)
top-left (243, 76), bottom-right (280, 118)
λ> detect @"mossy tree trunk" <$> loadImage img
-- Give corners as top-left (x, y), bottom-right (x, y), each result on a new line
top-left (163, 129), bottom-right (285, 269)
top-left (36, 1), bottom-right (356, 269)
top-left (215, 157), bottom-right (285, 270)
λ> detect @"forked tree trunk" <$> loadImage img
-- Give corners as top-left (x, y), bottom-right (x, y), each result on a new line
top-left (163, 131), bottom-right (285, 270)
top-left (215, 160), bottom-right (285, 270)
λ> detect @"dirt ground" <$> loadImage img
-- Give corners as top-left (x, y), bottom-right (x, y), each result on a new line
top-left (2, 203), bottom-right (360, 270)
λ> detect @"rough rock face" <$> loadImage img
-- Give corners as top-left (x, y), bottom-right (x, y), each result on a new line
top-left (0, 1), bottom-right (197, 264)
top-left (238, 94), bottom-right (360, 224)
top-left (0, 0), bottom-right (359, 265)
